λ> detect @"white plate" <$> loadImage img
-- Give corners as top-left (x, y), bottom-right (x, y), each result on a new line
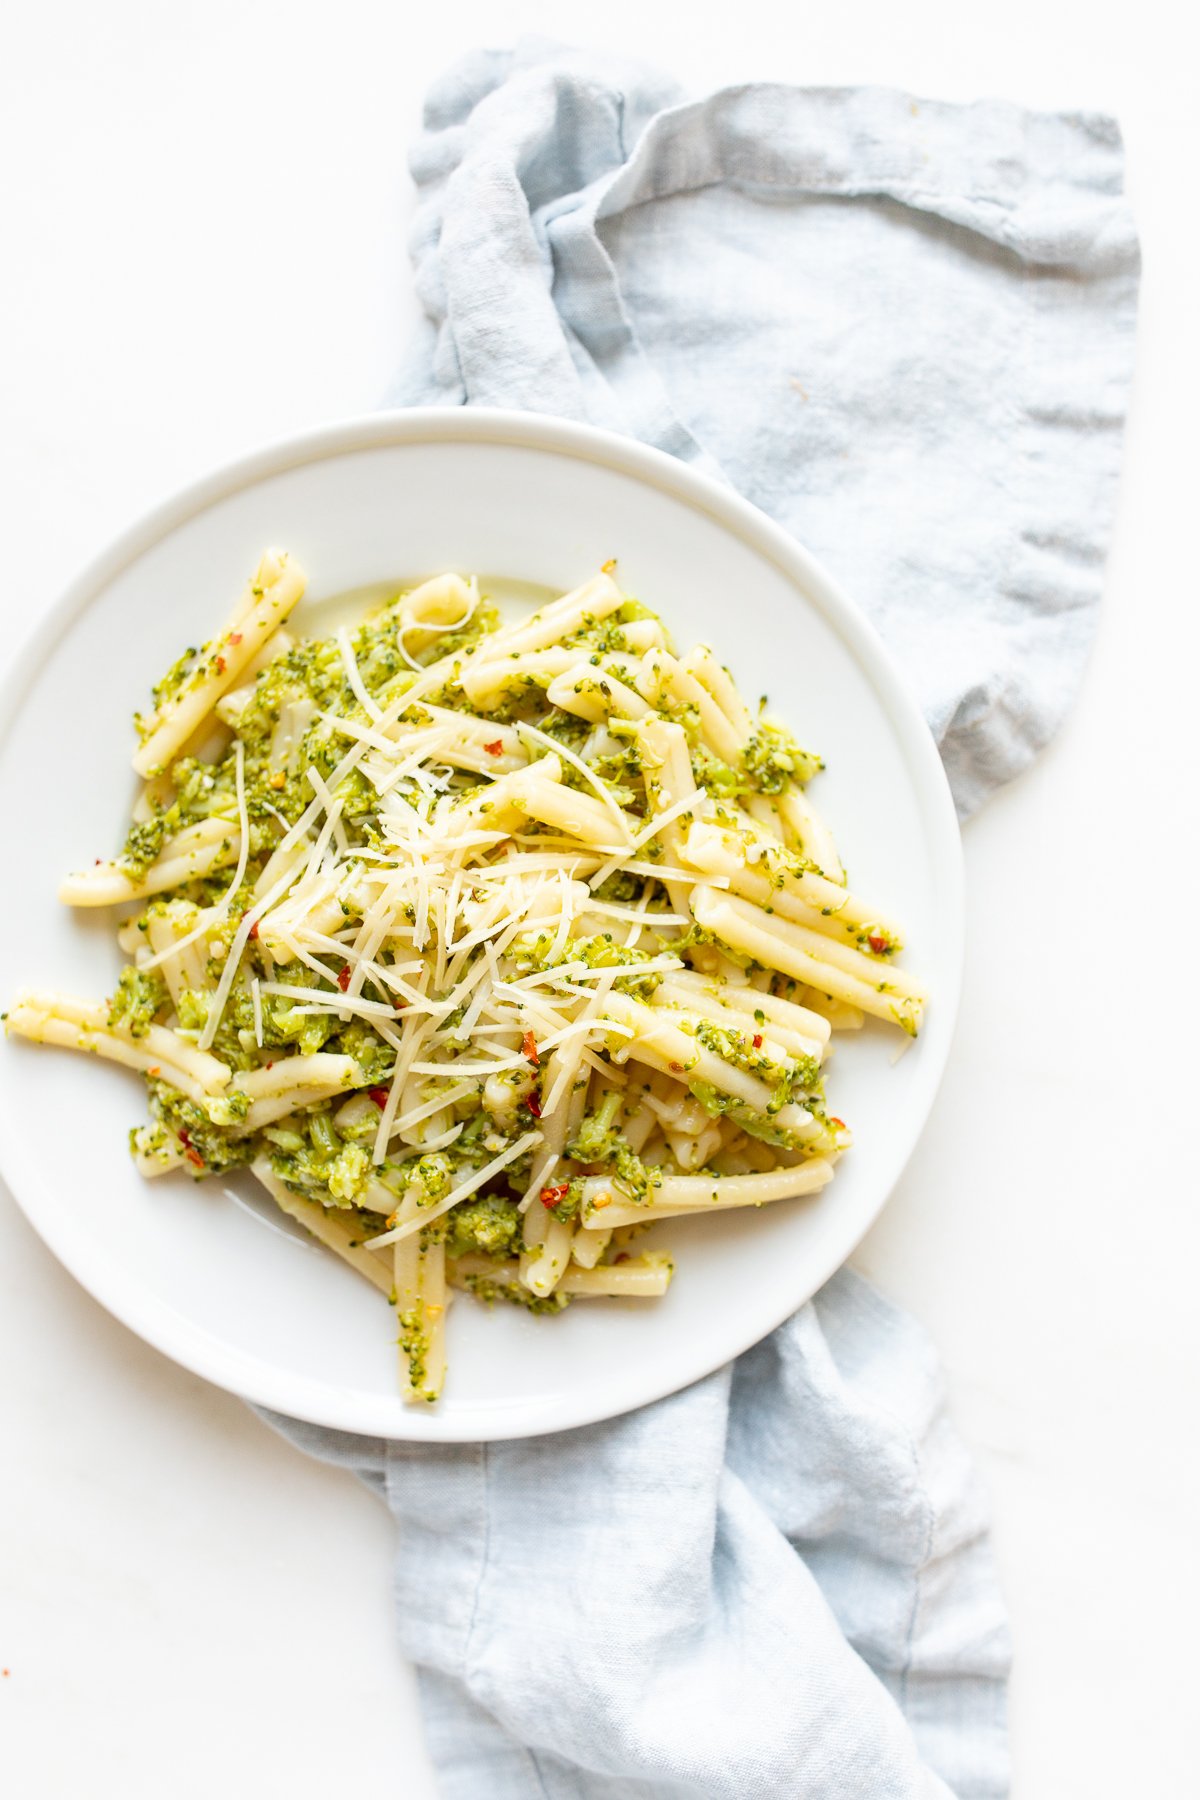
top-left (0, 410), bottom-right (961, 1440)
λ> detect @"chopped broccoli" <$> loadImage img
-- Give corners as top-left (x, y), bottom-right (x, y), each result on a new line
top-left (108, 966), bottom-right (168, 1039)
top-left (444, 1197), bottom-right (521, 1260)
top-left (567, 1092), bottom-right (660, 1203)
top-left (741, 720), bottom-right (823, 793)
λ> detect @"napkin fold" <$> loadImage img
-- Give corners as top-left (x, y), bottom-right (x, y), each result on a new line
top-left (267, 1271), bottom-right (1009, 1799)
top-left (392, 41), bottom-right (1140, 817)
top-left (265, 40), bottom-right (1139, 1798)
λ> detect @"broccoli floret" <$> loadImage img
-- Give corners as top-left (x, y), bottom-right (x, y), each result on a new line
top-left (567, 1090), bottom-right (623, 1163)
top-left (327, 1141), bottom-right (372, 1202)
top-left (444, 1197), bottom-right (521, 1260)
top-left (610, 1144), bottom-right (659, 1203)
top-left (263, 1109), bottom-right (378, 1206)
top-left (262, 991), bottom-right (339, 1057)
top-left (580, 597), bottom-right (673, 656)
top-left (205, 1089), bottom-right (251, 1127)
top-left (512, 932), bottom-right (666, 1000)
top-left (408, 1152), bottom-right (454, 1206)
top-left (591, 870), bottom-right (644, 907)
top-left (741, 720), bottom-right (823, 793)
top-left (146, 1079), bottom-right (254, 1175)
top-left (333, 767), bottom-right (378, 823)
top-left (566, 1092), bottom-right (660, 1203)
top-left (329, 1020), bottom-right (394, 1083)
top-left (690, 745), bottom-right (750, 801)
top-left (544, 1179), bottom-right (584, 1224)
top-left (108, 966), bottom-right (168, 1039)
top-left (121, 814), bottom-right (173, 878)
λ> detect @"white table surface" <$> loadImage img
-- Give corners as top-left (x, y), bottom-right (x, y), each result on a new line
top-left (1, 4), bottom-right (1195, 1795)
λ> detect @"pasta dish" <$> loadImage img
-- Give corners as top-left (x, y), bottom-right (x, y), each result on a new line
top-left (5, 552), bottom-right (925, 1401)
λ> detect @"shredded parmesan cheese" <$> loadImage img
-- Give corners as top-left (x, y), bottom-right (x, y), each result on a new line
top-left (26, 555), bottom-right (925, 1408)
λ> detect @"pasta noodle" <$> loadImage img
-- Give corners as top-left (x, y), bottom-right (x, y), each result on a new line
top-left (6, 554), bottom-right (926, 1403)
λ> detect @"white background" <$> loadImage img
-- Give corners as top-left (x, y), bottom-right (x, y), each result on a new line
top-left (1, 4), bottom-right (1196, 1796)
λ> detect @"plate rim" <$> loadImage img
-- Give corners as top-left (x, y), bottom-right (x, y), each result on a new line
top-left (0, 407), bottom-right (963, 1440)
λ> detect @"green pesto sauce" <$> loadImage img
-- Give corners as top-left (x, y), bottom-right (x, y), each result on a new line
top-left (113, 577), bottom-right (846, 1294)
top-left (108, 966), bottom-right (168, 1039)
top-left (461, 1273), bottom-right (570, 1316)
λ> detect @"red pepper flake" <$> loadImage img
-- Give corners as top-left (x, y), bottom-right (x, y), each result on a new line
top-left (147, 1065), bottom-right (160, 1078)
top-left (178, 1129), bottom-right (204, 1170)
top-left (229, 631), bottom-right (243, 645)
top-left (522, 1030), bottom-right (539, 1066)
top-left (94, 857), bottom-right (102, 866)
top-left (751, 1034), bottom-right (763, 1049)
top-left (215, 655), bottom-right (227, 674)
top-left (266, 1060), bottom-right (275, 1070)
top-left (368, 1086), bottom-right (390, 1109)
top-left (483, 738), bottom-right (504, 755)
top-left (829, 1117), bottom-right (847, 1131)
top-left (868, 934), bottom-right (887, 955)
top-left (613, 1252), bottom-right (630, 1264)
top-left (1, 1668), bottom-right (9, 1677)
top-left (525, 1092), bottom-right (543, 1118)
top-left (337, 965), bottom-right (351, 992)
top-left (540, 1183), bottom-right (569, 1208)
top-left (668, 1061), bottom-right (684, 1074)
top-left (247, 918), bottom-right (259, 941)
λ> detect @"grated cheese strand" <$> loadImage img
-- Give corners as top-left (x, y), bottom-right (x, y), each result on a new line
top-left (364, 1130), bottom-right (543, 1250)
top-left (25, 556), bottom-right (927, 1408)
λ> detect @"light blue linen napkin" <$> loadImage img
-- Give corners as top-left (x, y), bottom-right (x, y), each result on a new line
top-left (264, 41), bottom-right (1139, 1798)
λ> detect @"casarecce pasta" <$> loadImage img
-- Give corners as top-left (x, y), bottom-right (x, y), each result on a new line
top-left (5, 551), bottom-right (926, 1402)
